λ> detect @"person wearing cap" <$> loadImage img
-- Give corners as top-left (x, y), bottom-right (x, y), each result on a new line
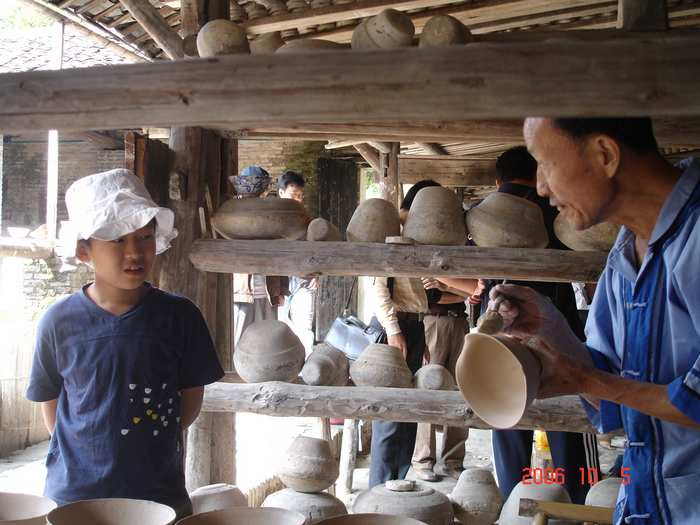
top-left (25, 169), bottom-right (224, 517)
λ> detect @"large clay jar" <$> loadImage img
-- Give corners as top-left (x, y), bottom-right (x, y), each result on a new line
top-left (414, 364), bottom-right (456, 390)
top-left (350, 344), bottom-right (413, 388)
top-left (498, 482), bottom-right (572, 525)
top-left (449, 468), bottom-right (502, 525)
top-left (234, 320), bottom-right (305, 383)
top-left (302, 342), bottom-right (350, 386)
top-left (212, 197), bottom-right (309, 240)
top-left (403, 186), bottom-right (466, 245)
top-left (196, 19), bottom-right (249, 57)
top-left (419, 15), bottom-right (472, 48)
top-left (263, 488), bottom-right (347, 524)
top-left (456, 333), bottom-right (541, 429)
top-left (353, 480), bottom-right (453, 525)
top-left (466, 192), bottom-right (549, 248)
top-left (278, 436), bottom-right (339, 493)
top-left (250, 32), bottom-right (285, 54)
top-left (346, 199), bottom-right (401, 242)
top-left (317, 515), bottom-right (427, 525)
top-left (176, 507), bottom-right (306, 525)
top-left (0, 492), bottom-right (56, 525)
top-left (352, 9), bottom-right (415, 49)
top-left (277, 39), bottom-right (347, 53)
top-left (554, 214), bottom-right (620, 252)
top-left (190, 483), bottom-right (247, 514)
top-left (46, 498), bottom-right (175, 525)
top-left (307, 218), bottom-right (343, 242)
top-left (585, 477), bottom-right (622, 508)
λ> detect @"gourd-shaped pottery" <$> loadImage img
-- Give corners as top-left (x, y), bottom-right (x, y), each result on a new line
top-left (350, 344), bottom-right (413, 388)
top-left (353, 480), bottom-right (454, 525)
top-left (351, 9), bottom-right (415, 49)
top-left (414, 364), bottom-right (456, 390)
top-left (190, 483), bottom-right (248, 514)
top-left (419, 15), bottom-right (472, 48)
top-left (466, 192), bottom-right (549, 248)
top-left (251, 32), bottom-right (285, 54)
top-left (317, 515), bottom-right (428, 525)
top-left (554, 214), bottom-right (620, 252)
top-left (176, 507), bottom-right (307, 525)
top-left (346, 199), bottom-right (401, 242)
top-left (302, 343), bottom-right (350, 386)
top-left (277, 39), bottom-right (347, 53)
top-left (46, 499), bottom-right (175, 525)
top-left (263, 488), bottom-right (347, 524)
top-left (234, 320), bottom-right (305, 383)
top-left (212, 197), bottom-right (309, 240)
top-left (585, 477), bottom-right (622, 508)
top-left (196, 19), bottom-right (250, 57)
top-left (403, 186), bottom-right (467, 245)
top-left (278, 436), bottom-right (339, 493)
top-left (307, 218), bottom-right (343, 242)
top-left (449, 468), bottom-right (502, 525)
top-left (498, 482), bottom-right (572, 525)
top-left (0, 492), bottom-right (56, 525)
top-left (456, 333), bottom-right (541, 429)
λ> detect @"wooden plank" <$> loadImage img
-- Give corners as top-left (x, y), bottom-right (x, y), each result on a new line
top-left (119, 0), bottom-right (184, 59)
top-left (202, 382), bottom-right (595, 432)
top-left (617, 0), bottom-right (668, 31)
top-left (416, 142), bottom-right (447, 155)
top-left (354, 143), bottom-right (381, 173)
top-left (337, 419), bottom-right (358, 496)
top-left (519, 499), bottom-right (614, 524)
top-left (0, 238), bottom-right (53, 259)
top-left (188, 239), bottom-right (607, 283)
top-left (399, 156), bottom-right (495, 186)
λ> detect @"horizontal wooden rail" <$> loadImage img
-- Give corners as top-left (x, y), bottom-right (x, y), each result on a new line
top-left (0, 238), bottom-right (53, 259)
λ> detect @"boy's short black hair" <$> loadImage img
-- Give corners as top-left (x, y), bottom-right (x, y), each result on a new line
top-left (401, 179), bottom-right (440, 211)
top-left (496, 146), bottom-right (537, 184)
top-left (552, 117), bottom-right (658, 154)
top-left (278, 170), bottom-right (305, 190)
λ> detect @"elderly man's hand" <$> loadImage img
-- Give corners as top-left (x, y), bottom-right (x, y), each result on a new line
top-left (524, 338), bottom-right (593, 398)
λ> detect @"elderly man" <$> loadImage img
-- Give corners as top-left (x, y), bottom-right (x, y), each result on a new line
top-left (491, 118), bottom-right (700, 524)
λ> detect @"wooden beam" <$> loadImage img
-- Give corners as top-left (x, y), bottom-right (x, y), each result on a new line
top-left (354, 143), bottom-right (381, 173)
top-left (617, 0), bottom-right (668, 31)
top-left (337, 419), bottom-right (358, 497)
top-left (188, 240), bottom-right (607, 282)
top-left (326, 139), bottom-right (367, 149)
top-left (0, 238), bottom-right (53, 259)
top-left (118, 0), bottom-right (184, 59)
top-left (416, 142), bottom-right (447, 155)
top-left (398, 155), bottom-right (495, 186)
top-left (202, 382), bottom-right (595, 432)
top-left (519, 499), bottom-right (614, 524)
top-left (368, 141), bottom-right (392, 154)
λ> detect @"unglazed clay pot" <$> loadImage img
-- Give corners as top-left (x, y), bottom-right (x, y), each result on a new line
top-left (301, 343), bottom-right (350, 386)
top-left (352, 9), bottom-right (415, 49)
top-left (190, 483), bottom-right (247, 514)
top-left (0, 492), bottom-right (56, 525)
top-left (455, 333), bottom-right (541, 429)
top-left (346, 199), bottom-right (400, 243)
top-left (278, 436), bottom-right (339, 493)
top-left (307, 218), bottom-right (343, 242)
top-left (414, 364), bottom-right (456, 391)
top-left (418, 15), bottom-right (472, 48)
top-left (403, 186), bottom-right (466, 245)
top-left (350, 344), bottom-right (413, 388)
top-left (234, 320), bottom-right (305, 383)
top-left (250, 32), bottom-right (285, 54)
top-left (353, 480), bottom-right (453, 525)
top-left (196, 19), bottom-right (249, 57)
top-left (498, 482), bottom-right (572, 525)
top-left (262, 488), bottom-right (347, 524)
top-left (554, 214), bottom-right (620, 252)
top-left (277, 39), bottom-right (347, 53)
top-left (466, 192), bottom-right (548, 248)
top-left (47, 498), bottom-right (175, 525)
top-left (585, 477), bottom-right (622, 508)
top-left (212, 197), bottom-right (309, 240)
top-left (176, 507), bottom-right (306, 525)
top-left (317, 515), bottom-right (427, 525)
top-left (449, 468), bottom-right (502, 525)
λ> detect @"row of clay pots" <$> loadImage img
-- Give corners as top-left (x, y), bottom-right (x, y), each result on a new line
top-left (301, 342), bottom-right (350, 386)
top-left (263, 489), bottom-right (347, 524)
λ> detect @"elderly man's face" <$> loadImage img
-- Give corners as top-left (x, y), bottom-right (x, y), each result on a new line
top-left (524, 118), bottom-right (617, 230)
top-left (279, 183), bottom-right (304, 203)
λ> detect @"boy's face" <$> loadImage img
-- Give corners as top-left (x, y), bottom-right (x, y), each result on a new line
top-left (76, 223), bottom-right (157, 290)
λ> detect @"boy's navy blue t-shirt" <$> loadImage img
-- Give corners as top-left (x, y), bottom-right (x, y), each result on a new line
top-left (26, 284), bottom-right (224, 507)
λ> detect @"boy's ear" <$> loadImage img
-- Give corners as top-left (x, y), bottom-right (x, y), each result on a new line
top-left (75, 239), bottom-right (91, 264)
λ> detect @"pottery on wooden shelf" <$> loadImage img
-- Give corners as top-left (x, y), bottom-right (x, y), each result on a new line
top-left (353, 479), bottom-right (453, 525)
top-left (262, 488), bottom-right (347, 524)
top-left (234, 320), bottom-right (305, 383)
top-left (278, 435), bottom-right (340, 493)
top-left (196, 19), bottom-right (249, 57)
top-left (403, 186), bottom-right (467, 245)
top-left (351, 9), bottom-right (415, 49)
top-left (46, 498), bottom-right (175, 525)
top-left (301, 342), bottom-right (350, 386)
top-left (212, 197), bottom-right (309, 240)
top-left (498, 481), bottom-right (573, 525)
top-left (277, 39), bottom-right (347, 53)
top-left (0, 492), bottom-right (56, 525)
top-left (350, 344), bottom-right (413, 388)
top-left (176, 507), bottom-right (306, 525)
top-left (554, 214), bottom-right (620, 252)
top-left (448, 468), bottom-right (502, 525)
top-left (414, 364), bottom-right (456, 391)
top-left (307, 218), bottom-right (343, 242)
top-left (456, 333), bottom-right (541, 429)
top-left (466, 192), bottom-right (549, 248)
top-left (585, 477), bottom-right (623, 508)
top-left (317, 515), bottom-right (427, 525)
top-left (418, 15), bottom-right (472, 48)
top-left (346, 199), bottom-right (401, 243)
top-left (190, 483), bottom-right (247, 514)
top-left (250, 32), bottom-right (285, 54)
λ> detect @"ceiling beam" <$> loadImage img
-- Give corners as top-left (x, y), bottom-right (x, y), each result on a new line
top-left (118, 0), bottom-right (185, 59)
top-left (617, 0), bottom-right (668, 31)
top-left (416, 142), bottom-right (447, 155)
top-left (354, 143), bottom-right (382, 173)
top-left (398, 155), bottom-right (495, 186)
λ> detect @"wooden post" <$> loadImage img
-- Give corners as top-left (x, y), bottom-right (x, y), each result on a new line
top-left (617, 0), bottom-right (668, 31)
top-left (118, 0), bottom-right (185, 59)
top-left (46, 21), bottom-right (64, 243)
top-left (337, 419), bottom-right (358, 496)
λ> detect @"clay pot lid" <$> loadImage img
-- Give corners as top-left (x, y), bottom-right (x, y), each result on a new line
top-left (385, 480), bottom-right (416, 492)
top-left (373, 481), bottom-right (437, 498)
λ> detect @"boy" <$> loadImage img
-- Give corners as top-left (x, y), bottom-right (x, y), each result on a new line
top-left (26, 169), bottom-right (224, 517)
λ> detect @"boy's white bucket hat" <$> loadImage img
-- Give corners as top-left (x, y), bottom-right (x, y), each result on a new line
top-left (63, 168), bottom-right (177, 255)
